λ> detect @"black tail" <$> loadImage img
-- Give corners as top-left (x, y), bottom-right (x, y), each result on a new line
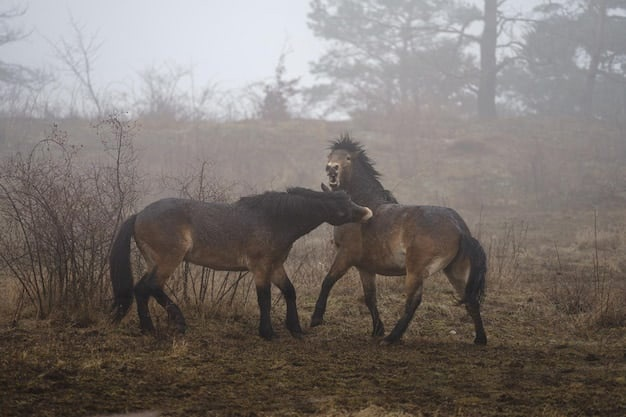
top-left (459, 234), bottom-right (486, 306)
top-left (110, 214), bottom-right (137, 323)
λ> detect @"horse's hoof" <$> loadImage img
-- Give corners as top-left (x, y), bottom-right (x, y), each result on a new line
top-left (287, 322), bottom-right (304, 338)
top-left (140, 327), bottom-right (155, 335)
top-left (474, 335), bottom-right (487, 345)
top-left (380, 335), bottom-right (402, 346)
top-left (260, 330), bottom-right (277, 341)
top-left (309, 316), bottom-right (324, 327)
top-left (372, 325), bottom-right (385, 338)
top-left (289, 330), bottom-right (304, 339)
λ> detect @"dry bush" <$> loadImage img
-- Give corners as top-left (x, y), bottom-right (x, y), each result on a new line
top-left (575, 228), bottom-right (621, 252)
top-left (485, 220), bottom-right (528, 287)
top-left (547, 265), bottom-right (625, 328)
top-left (0, 115), bottom-right (139, 323)
top-left (548, 214), bottom-right (626, 328)
top-left (548, 269), bottom-right (595, 315)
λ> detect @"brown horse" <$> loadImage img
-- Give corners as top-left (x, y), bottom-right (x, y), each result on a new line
top-left (310, 135), bottom-right (487, 345)
top-left (110, 187), bottom-right (372, 339)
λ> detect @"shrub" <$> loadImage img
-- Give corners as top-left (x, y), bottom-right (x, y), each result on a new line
top-left (0, 115), bottom-right (139, 322)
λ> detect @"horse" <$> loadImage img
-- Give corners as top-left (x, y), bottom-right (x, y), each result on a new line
top-left (310, 135), bottom-right (487, 345)
top-left (109, 187), bottom-right (373, 340)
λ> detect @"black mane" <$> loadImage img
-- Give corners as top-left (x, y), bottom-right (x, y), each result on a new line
top-left (237, 187), bottom-right (347, 218)
top-left (330, 133), bottom-right (382, 180)
top-left (330, 133), bottom-right (398, 204)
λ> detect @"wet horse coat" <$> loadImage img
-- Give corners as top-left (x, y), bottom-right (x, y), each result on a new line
top-left (311, 135), bottom-right (487, 345)
top-left (110, 187), bottom-right (372, 339)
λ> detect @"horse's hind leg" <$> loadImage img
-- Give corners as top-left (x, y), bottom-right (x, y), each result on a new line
top-left (134, 265), bottom-right (187, 334)
top-left (465, 301), bottom-right (486, 345)
top-left (152, 288), bottom-right (187, 333)
top-left (152, 263), bottom-right (187, 333)
top-left (134, 271), bottom-right (156, 333)
top-left (358, 269), bottom-right (384, 337)
top-left (444, 256), bottom-right (487, 345)
top-left (271, 265), bottom-right (303, 337)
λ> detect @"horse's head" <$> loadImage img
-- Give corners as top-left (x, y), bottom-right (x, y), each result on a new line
top-left (326, 134), bottom-right (380, 191)
top-left (326, 148), bottom-right (353, 191)
top-left (319, 186), bottom-right (372, 225)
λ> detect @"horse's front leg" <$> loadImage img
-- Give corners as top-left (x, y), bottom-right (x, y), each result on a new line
top-left (382, 272), bottom-right (424, 345)
top-left (310, 256), bottom-right (352, 327)
top-left (271, 265), bottom-right (303, 337)
top-left (358, 269), bottom-right (384, 337)
top-left (253, 268), bottom-right (275, 340)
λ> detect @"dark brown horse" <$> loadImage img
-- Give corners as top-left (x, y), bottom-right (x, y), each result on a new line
top-left (110, 187), bottom-right (372, 339)
top-left (310, 135), bottom-right (487, 345)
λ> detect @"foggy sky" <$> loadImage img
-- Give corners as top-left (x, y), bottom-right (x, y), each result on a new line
top-left (3, 0), bottom-right (322, 91)
top-left (4, 0), bottom-right (539, 102)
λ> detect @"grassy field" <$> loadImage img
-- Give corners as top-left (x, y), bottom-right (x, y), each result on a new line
top-left (0, 116), bottom-right (625, 416)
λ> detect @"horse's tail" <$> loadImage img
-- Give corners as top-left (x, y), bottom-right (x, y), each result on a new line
top-left (110, 214), bottom-right (137, 323)
top-left (459, 234), bottom-right (486, 306)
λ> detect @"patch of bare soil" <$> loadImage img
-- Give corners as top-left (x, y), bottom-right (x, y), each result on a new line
top-left (1, 289), bottom-right (625, 417)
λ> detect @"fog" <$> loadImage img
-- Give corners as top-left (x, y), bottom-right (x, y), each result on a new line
top-left (4, 0), bottom-right (322, 90)
top-left (2, 0), bottom-right (625, 120)
top-left (5, 0), bottom-right (538, 92)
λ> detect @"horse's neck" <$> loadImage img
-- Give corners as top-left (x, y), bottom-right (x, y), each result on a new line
top-left (347, 177), bottom-right (389, 209)
top-left (274, 208), bottom-right (326, 243)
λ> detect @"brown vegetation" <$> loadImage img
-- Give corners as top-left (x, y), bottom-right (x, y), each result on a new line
top-left (0, 116), bottom-right (625, 416)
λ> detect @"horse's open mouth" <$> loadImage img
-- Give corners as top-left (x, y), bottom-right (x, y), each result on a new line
top-left (327, 174), bottom-right (339, 189)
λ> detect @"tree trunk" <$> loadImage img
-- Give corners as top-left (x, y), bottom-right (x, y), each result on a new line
top-left (581, 0), bottom-right (607, 117)
top-left (477, 0), bottom-right (498, 120)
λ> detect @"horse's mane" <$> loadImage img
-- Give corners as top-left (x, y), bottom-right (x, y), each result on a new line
top-left (330, 133), bottom-right (399, 203)
top-left (330, 133), bottom-right (382, 180)
top-left (237, 187), bottom-right (348, 218)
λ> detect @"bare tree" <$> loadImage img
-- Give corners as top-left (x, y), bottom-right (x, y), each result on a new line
top-left (441, 0), bottom-right (532, 120)
top-left (257, 50), bottom-right (299, 122)
top-left (49, 16), bottom-right (105, 118)
top-left (0, 4), bottom-right (54, 117)
top-left (135, 63), bottom-right (189, 120)
top-left (0, 3), bottom-right (30, 84)
top-left (581, 0), bottom-right (608, 117)
top-left (134, 62), bottom-right (223, 121)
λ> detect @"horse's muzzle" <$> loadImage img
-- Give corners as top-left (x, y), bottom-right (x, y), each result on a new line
top-left (360, 207), bottom-right (373, 223)
top-left (326, 164), bottom-right (339, 189)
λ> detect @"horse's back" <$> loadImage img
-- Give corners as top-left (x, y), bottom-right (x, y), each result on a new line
top-left (373, 203), bottom-right (469, 236)
top-left (134, 198), bottom-right (254, 269)
top-left (339, 204), bottom-right (468, 275)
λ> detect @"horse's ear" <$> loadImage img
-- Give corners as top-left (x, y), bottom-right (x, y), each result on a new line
top-left (321, 183), bottom-right (331, 193)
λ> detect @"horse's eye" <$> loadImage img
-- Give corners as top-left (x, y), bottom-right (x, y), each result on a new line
top-left (346, 156), bottom-right (351, 161)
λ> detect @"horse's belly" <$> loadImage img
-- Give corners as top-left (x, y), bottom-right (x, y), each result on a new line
top-left (362, 247), bottom-right (406, 276)
top-left (185, 247), bottom-right (248, 271)
top-left (373, 266), bottom-right (406, 276)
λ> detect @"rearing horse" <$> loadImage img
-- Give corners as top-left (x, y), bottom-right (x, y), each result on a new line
top-left (110, 187), bottom-right (372, 339)
top-left (310, 135), bottom-right (487, 345)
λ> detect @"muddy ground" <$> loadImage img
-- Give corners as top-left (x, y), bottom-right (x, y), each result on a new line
top-left (1, 282), bottom-right (625, 417)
